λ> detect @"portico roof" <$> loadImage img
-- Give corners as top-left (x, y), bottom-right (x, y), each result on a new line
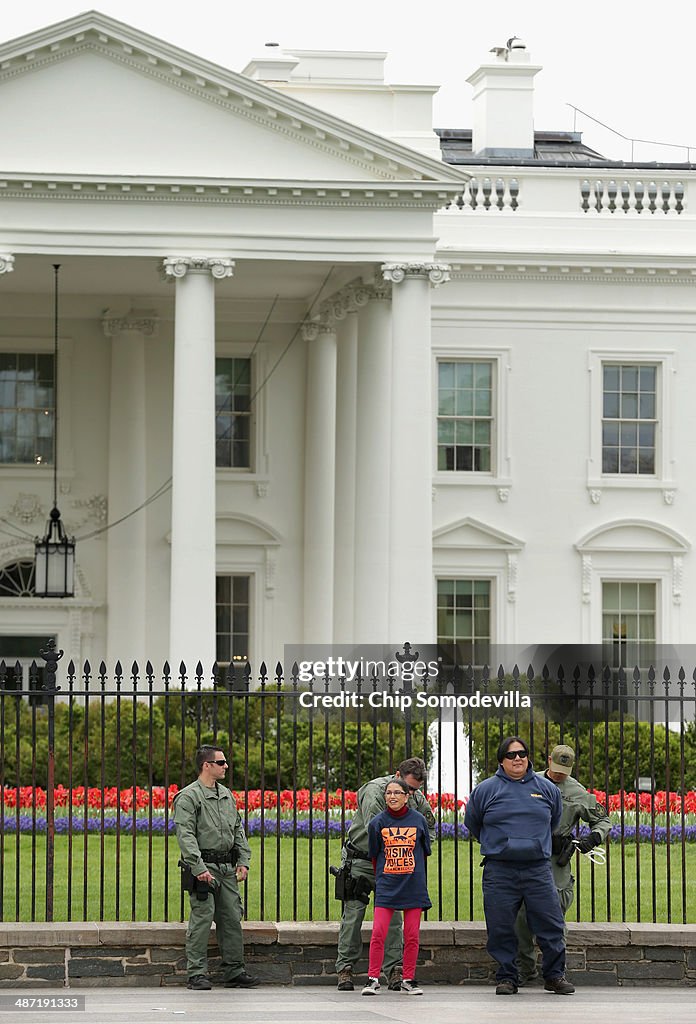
top-left (0, 10), bottom-right (467, 188)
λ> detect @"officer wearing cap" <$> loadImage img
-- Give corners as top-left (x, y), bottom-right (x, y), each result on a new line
top-left (515, 743), bottom-right (611, 986)
top-left (174, 745), bottom-right (259, 991)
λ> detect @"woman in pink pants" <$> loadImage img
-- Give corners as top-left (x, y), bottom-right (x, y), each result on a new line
top-left (363, 778), bottom-right (432, 996)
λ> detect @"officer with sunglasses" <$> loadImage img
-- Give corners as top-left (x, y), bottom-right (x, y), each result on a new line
top-left (174, 745), bottom-right (259, 991)
top-left (464, 736), bottom-right (574, 996)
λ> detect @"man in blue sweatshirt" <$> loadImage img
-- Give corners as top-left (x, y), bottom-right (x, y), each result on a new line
top-left (464, 736), bottom-right (574, 996)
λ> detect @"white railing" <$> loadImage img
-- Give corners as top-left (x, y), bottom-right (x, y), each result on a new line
top-left (443, 177), bottom-right (519, 212)
top-left (580, 179), bottom-right (685, 214)
top-left (440, 171), bottom-right (690, 215)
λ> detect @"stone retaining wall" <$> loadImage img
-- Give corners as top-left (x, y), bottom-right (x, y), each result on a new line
top-left (1, 922), bottom-right (695, 988)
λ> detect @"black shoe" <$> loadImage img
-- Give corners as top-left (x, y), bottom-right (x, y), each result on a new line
top-left (187, 975), bottom-right (212, 990)
top-left (496, 980), bottom-right (518, 995)
top-left (518, 971), bottom-right (539, 987)
top-left (225, 971), bottom-right (260, 988)
top-left (544, 976), bottom-right (575, 995)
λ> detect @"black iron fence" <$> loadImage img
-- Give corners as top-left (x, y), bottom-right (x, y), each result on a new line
top-left (1, 642), bottom-right (695, 925)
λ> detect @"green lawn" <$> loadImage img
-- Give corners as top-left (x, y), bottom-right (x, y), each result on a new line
top-left (0, 835), bottom-right (693, 923)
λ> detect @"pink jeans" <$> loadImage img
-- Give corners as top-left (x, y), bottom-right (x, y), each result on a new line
top-left (368, 906), bottom-right (422, 980)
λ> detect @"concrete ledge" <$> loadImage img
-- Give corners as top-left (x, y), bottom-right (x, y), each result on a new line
top-left (453, 922), bottom-right (489, 945)
top-left (277, 922), bottom-right (338, 945)
top-left (567, 922), bottom-right (631, 945)
top-left (419, 922), bottom-right (456, 944)
top-left (97, 923), bottom-right (186, 946)
top-left (628, 925), bottom-right (696, 947)
top-left (0, 924), bottom-right (100, 947)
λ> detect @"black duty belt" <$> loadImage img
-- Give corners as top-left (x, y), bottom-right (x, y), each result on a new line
top-left (345, 840), bottom-right (371, 861)
top-left (199, 848), bottom-right (236, 864)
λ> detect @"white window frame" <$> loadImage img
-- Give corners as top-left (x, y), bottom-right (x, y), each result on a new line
top-left (575, 520), bottom-right (689, 645)
top-left (215, 342), bottom-right (269, 481)
top-left (435, 575), bottom-right (494, 665)
top-left (600, 577), bottom-right (658, 667)
top-left (215, 571), bottom-right (253, 668)
top-left (587, 348), bottom-right (675, 496)
top-left (433, 517), bottom-right (524, 648)
top-left (433, 347), bottom-right (511, 488)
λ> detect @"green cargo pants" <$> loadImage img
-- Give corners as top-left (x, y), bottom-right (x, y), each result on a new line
top-left (515, 879), bottom-right (574, 981)
top-left (185, 862), bottom-right (245, 981)
top-left (335, 851), bottom-right (403, 978)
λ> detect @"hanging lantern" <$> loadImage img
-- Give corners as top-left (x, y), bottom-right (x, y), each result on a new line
top-left (35, 506), bottom-right (75, 598)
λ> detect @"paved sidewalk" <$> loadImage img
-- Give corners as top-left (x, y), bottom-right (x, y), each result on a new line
top-left (0, 985), bottom-right (694, 1023)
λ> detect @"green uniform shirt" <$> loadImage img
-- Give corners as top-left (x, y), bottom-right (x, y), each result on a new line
top-left (346, 773), bottom-right (437, 853)
top-left (173, 779), bottom-right (251, 878)
top-left (538, 770), bottom-right (611, 887)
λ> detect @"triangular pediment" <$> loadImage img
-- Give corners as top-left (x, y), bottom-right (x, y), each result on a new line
top-left (0, 11), bottom-right (466, 185)
top-left (433, 517), bottom-right (524, 551)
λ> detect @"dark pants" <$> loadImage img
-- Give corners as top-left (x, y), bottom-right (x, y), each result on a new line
top-left (482, 859), bottom-right (566, 984)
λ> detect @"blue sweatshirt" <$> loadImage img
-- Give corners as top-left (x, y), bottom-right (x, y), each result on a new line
top-left (464, 764), bottom-right (562, 862)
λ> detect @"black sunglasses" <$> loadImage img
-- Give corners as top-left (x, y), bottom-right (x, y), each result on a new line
top-left (503, 750), bottom-right (528, 761)
top-left (206, 759), bottom-right (228, 766)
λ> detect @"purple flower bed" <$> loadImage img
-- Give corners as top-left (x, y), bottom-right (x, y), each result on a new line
top-left (2, 815), bottom-right (696, 843)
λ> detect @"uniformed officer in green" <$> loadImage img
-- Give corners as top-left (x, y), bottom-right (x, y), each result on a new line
top-left (174, 745), bottom-right (259, 991)
top-left (515, 744), bottom-right (611, 986)
top-left (335, 757), bottom-right (436, 992)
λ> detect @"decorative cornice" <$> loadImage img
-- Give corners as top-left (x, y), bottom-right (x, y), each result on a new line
top-left (102, 309), bottom-right (159, 337)
top-left (0, 254), bottom-right (14, 274)
top-left (446, 262), bottom-right (696, 285)
top-left (0, 175), bottom-right (455, 210)
top-left (382, 262), bottom-right (451, 286)
top-left (162, 257), bottom-right (235, 279)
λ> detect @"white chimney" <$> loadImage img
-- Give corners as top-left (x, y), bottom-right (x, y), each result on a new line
top-left (466, 37), bottom-right (541, 158)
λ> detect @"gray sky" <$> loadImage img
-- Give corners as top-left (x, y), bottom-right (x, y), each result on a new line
top-left (4, 1), bottom-right (696, 163)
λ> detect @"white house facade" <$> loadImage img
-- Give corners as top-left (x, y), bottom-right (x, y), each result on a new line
top-left (1, 12), bottom-right (695, 680)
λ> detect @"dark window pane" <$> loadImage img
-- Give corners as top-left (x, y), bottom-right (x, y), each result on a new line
top-left (603, 365), bottom-right (620, 390)
top-left (603, 393), bottom-right (620, 418)
top-left (603, 448), bottom-right (619, 473)
top-left (620, 448), bottom-right (637, 473)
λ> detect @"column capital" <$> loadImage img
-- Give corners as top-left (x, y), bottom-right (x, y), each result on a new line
top-left (301, 315), bottom-right (335, 341)
top-left (381, 262), bottom-right (450, 287)
top-left (0, 254), bottom-right (15, 274)
top-left (364, 280), bottom-right (392, 302)
top-left (102, 309), bottom-right (159, 338)
top-left (162, 256), bottom-right (235, 280)
top-left (347, 284), bottom-right (372, 309)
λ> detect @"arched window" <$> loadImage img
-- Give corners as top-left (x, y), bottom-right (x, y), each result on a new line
top-left (0, 560), bottom-right (35, 597)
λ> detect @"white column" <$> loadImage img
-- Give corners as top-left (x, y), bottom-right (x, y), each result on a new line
top-left (163, 256), bottom-right (234, 677)
top-left (303, 317), bottom-right (337, 644)
top-left (103, 311), bottom-right (157, 673)
top-left (382, 263), bottom-right (450, 644)
top-left (353, 283), bottom-right (392, 642)
top-left (333, 293), bottom-right (361, 643)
